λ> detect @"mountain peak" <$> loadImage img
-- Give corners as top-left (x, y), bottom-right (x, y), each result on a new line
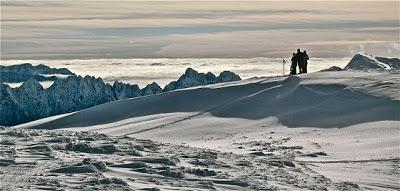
top-left (141, 82), bottom-right (162, 96)
top-left (345, 53), bottom-right (390, 70)
top-left (184, 68), bottom-right (198, 75)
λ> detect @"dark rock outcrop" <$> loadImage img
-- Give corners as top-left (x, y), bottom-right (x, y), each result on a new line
top-left (112, 81), bottom-right (141, 99)
top-left (141, 82), bottom-right (162, 96)
top-left (320, 66), bottom-right (343, 72)
top-left (163, 68), bottom-right (241, 92)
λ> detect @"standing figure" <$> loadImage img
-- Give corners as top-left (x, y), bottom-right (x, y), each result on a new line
top-left (290, 53), bottom-right (297, 75)
top-left (296, 49), bottom-right (304, 73)
top-left (302, 50), bottom-right (309, 73)
top-left (282, 59), bottom-right (286, 76)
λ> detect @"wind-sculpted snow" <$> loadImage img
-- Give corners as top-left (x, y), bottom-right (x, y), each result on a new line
top-left (0, 67), bottom-right (241, 126)
top-left (0, 63), bottom-right (74, 83)
top-left (4, 63), bottom-right (400, 190)
top-left (1, 128), bottom-right (376, 190)
top-left (22, 70), bottom-right (399, 130)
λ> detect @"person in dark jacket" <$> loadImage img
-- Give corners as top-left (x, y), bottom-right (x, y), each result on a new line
top-left (290, 52), bottom-right (297, 75)
top-left (302, 50), bottom-right (309, 73)
top-left (296, 49), bottom-right (304, 73)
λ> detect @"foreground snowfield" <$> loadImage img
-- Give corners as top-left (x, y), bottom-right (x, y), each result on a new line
top-left (4, 70), bottom-right (400, 190)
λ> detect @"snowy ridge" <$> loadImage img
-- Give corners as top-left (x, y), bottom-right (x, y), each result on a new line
top-left (0, 68), bottom-right (241, 126)
top-left (13, 70), bottom-right (398, 191)
top-left (20, 70), bottom-right (399, 130)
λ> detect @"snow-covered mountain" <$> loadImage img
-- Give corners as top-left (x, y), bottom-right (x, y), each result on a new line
top-left (0, 68), bottom-right (241, 126)
top-left (344, 53), bottom-right (396, 70)
top-left (320, 53), bottom-right (400, 72)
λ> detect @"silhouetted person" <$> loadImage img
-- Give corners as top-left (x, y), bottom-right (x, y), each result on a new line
top-left (296, 49), bottom-right (305, 73)
top-left (290, 53), bottom-right (297, 75)
top-left (302, 50), bottom-right (309, 73)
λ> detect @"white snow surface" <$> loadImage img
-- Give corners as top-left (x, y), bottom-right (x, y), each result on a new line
top-left (13, 69), bottom-right (400, 190)
top-left (19, 70), bottom-right (399, 130)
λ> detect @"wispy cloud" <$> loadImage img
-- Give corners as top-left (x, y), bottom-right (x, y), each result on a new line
top-left (1, 1), bottom-right (399, 59)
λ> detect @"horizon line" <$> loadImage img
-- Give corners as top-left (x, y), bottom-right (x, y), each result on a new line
top-left (1, 56), bottom-right (355, 61)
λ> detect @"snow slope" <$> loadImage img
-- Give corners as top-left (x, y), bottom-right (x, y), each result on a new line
top-left (21, 70), bottom-right (399, 130)
top-left (14, 69), bottom-right (400, 190)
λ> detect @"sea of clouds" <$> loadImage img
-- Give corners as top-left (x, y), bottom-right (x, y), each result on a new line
top-left (1, 58), bottom-right (349, 88)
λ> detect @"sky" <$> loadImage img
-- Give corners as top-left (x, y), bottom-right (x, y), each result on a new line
top-left (1, 1), bottom-right (399, 59)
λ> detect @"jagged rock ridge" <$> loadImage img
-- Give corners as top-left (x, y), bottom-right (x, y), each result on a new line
top-left (163, 68), bottom-right (240, 92)
top-left (0, 68), bottom-right (241, 126)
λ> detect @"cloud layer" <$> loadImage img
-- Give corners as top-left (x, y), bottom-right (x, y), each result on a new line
top-left (1, 1), bottom-right (399, 59)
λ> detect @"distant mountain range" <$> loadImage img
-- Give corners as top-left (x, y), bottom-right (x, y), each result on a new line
top-left (0, 63), bottom-right (74, 83)
top-left (0, 66), bottom-right (240, 126)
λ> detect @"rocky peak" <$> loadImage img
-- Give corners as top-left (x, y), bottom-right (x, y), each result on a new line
top-left (345, 53), bottom-right (390, 70)
top-left (320, 66), bottom-right (343, 72)
top-left (184, 68), bottom-right (198, 76)
top-left (217, 71), bottom-right (241, 83)
top-left (141, 82), bottom-right (162, 96)
top-left (164, 68), bottom-right (241, 91)
top-left (113, 81), bottom-right (140, 99)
